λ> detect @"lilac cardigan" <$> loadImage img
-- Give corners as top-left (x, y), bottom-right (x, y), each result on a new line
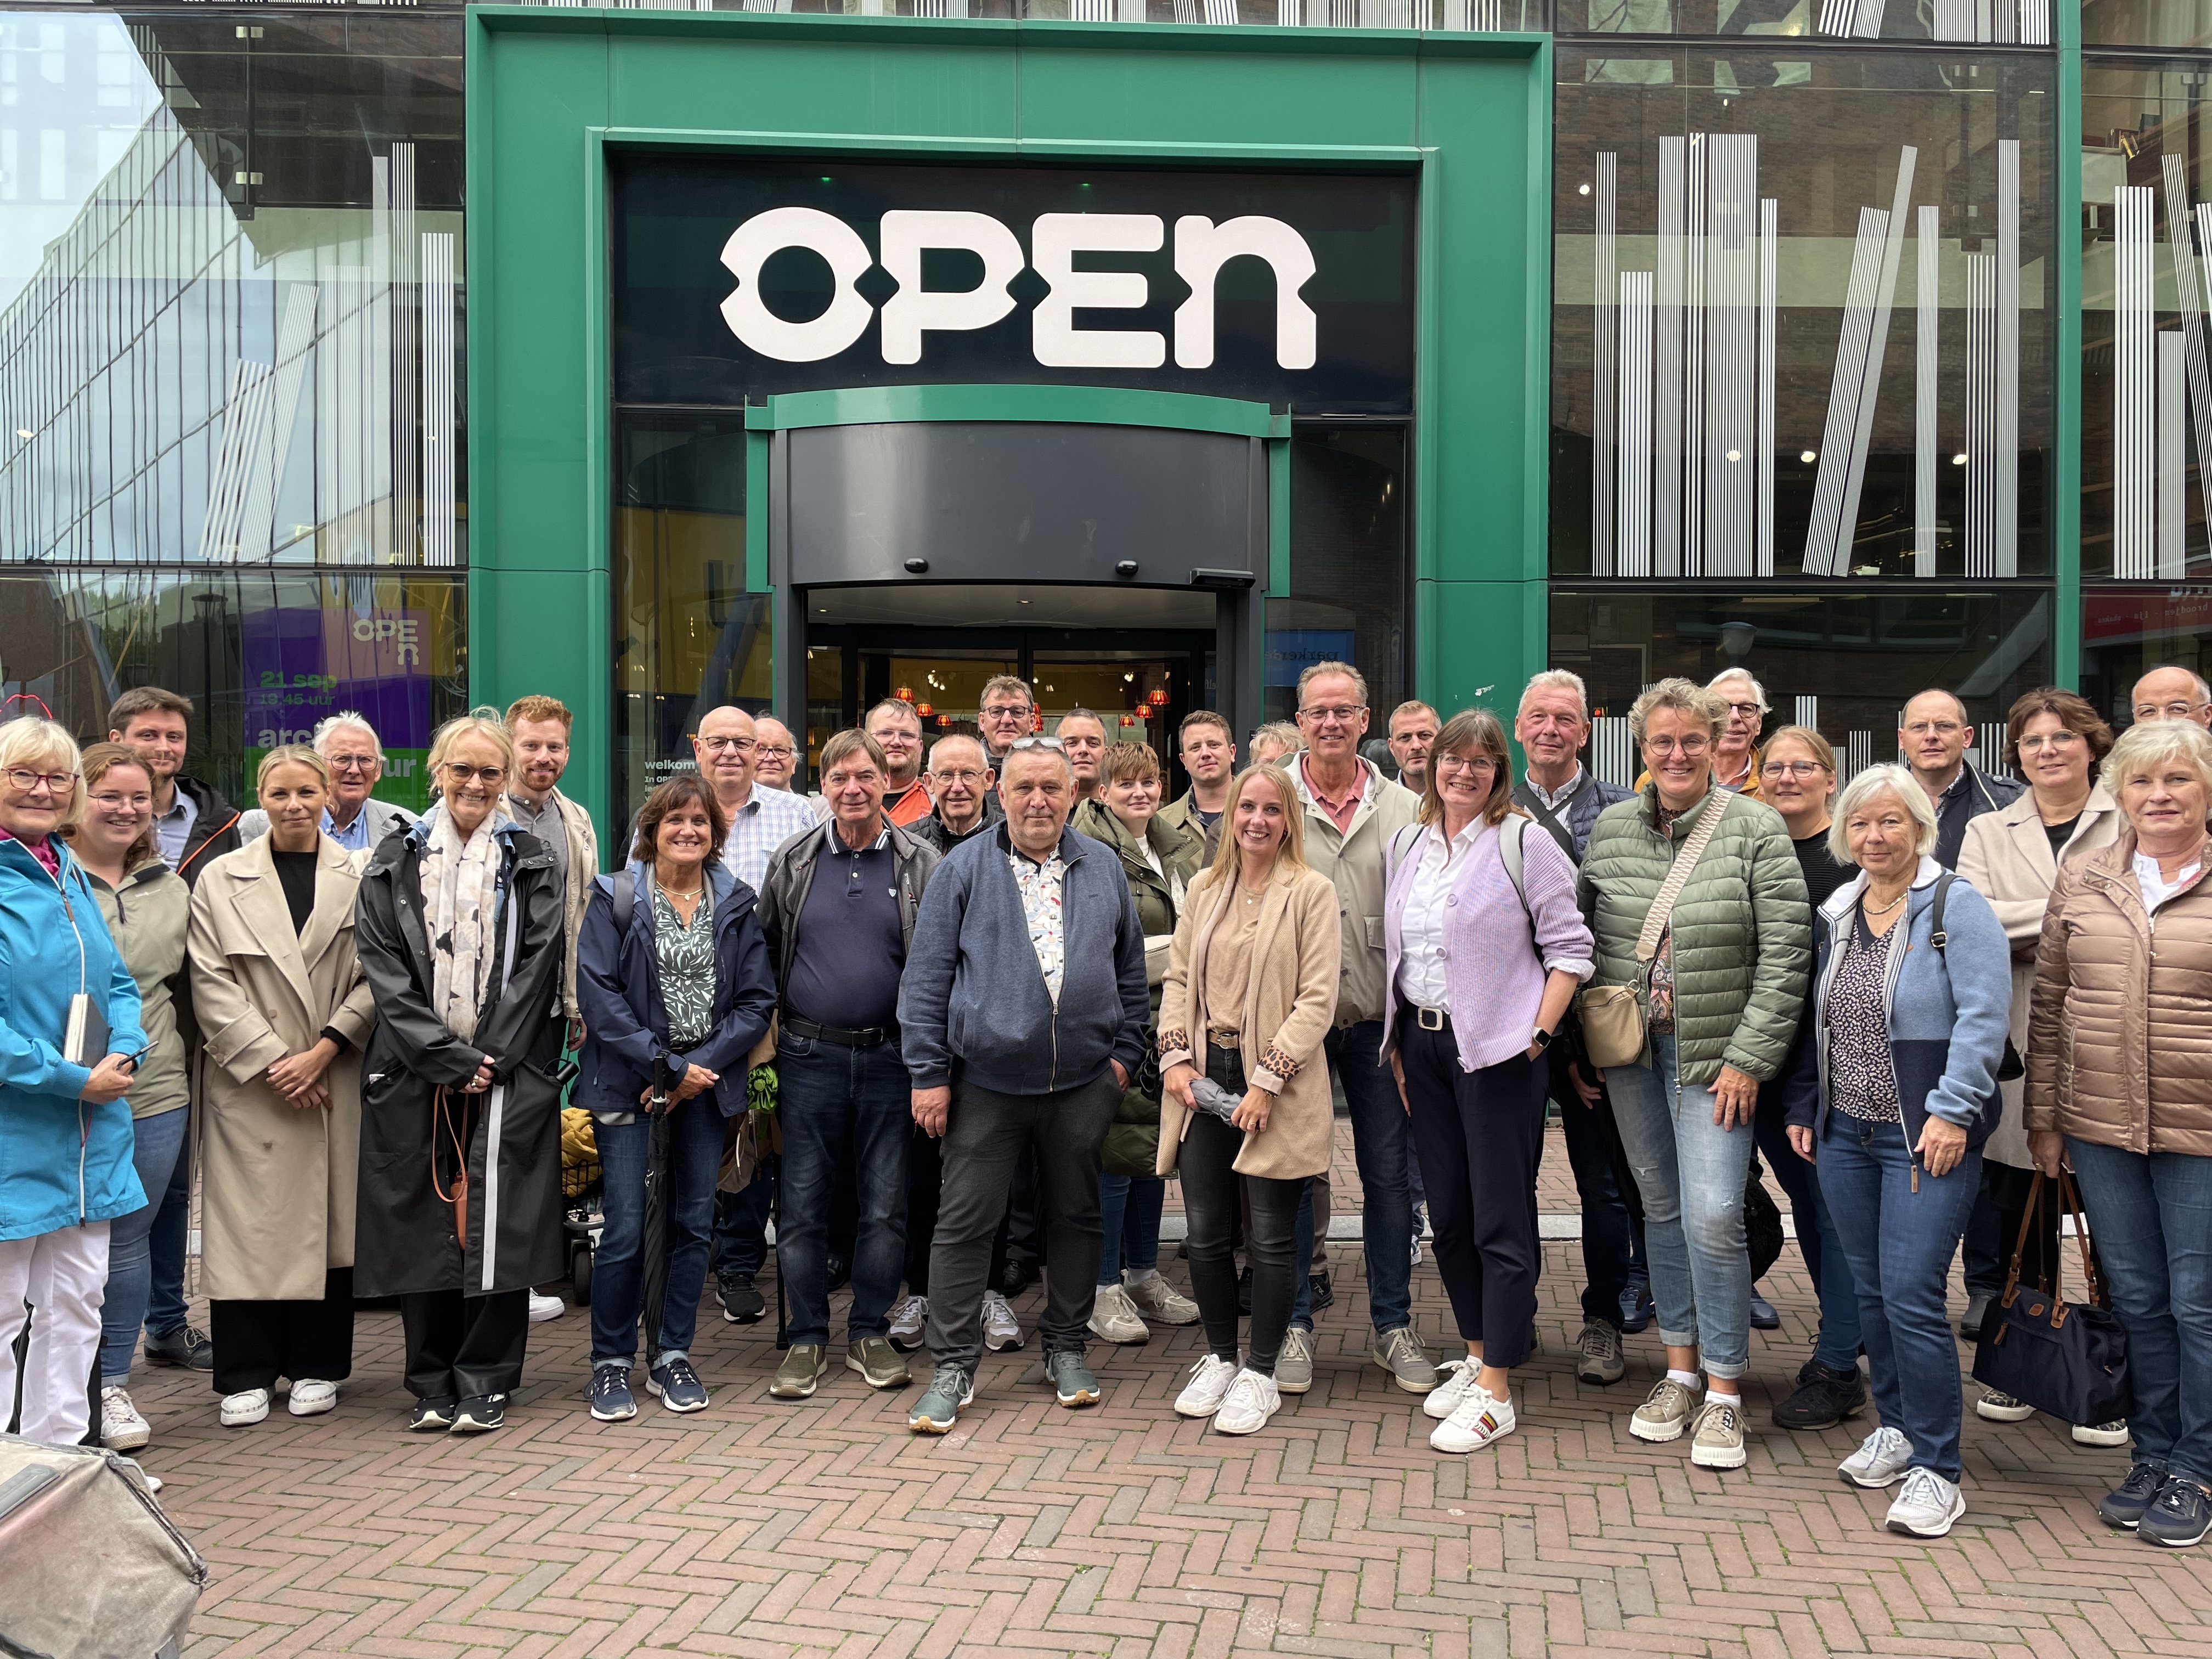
top-left (1380, 815), bottom-right (1595, 1072)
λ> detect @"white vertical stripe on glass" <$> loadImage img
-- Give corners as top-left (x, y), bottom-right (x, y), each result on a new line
top-left (1835, 149), bottom-right (1917, 578)
top-left (2019, 0), bottom-right (2049, 43)
top-left (1979, 724), bottom-right (2012, 778)
top-left (196, 358), bottom-right (271, 562)
top-left (1592, 718), bottom-right (1636, 790)
top-left (390, 143), bottom-right (417, 566)
top-left (1805, 201), bottom-right (1889, 575)
top-left (422, 233), bottom-right (456, 570)
top-left (1684, 133), bottom-right (1708, 579)
top-left (2160, 154), bottom-right (2212, 559)
top-left (2161, 330), bottom-right (2187, 579)
top-left (1703, 134), bottom-right (1757, 579)
top-left (1593, 151), bottom-right (1617, 577)
top-left (239, 285), bottom-right (318, 565)
top-left (2116, 185), bottom-right (2157, 579)
top-left (1757, 197), bottom-right (1778, 578)
top-left (1996, 138), bottom-right (2020, 579)
top-left (1846, 731), bottom-right (1872, 781)
top-left (1618, 270), bottom-right (1654, 577)
top-left (1850, 0), bottom-right (1884, 35)
top-left (1966, 252), bottom-right (1995, 578)
top-left (1656, 137), bottom-right (1686, 577)
top-left (1916, 203), bottom-right (1939, 578)
top-left (1794, 696), bottom-right (1818, 730)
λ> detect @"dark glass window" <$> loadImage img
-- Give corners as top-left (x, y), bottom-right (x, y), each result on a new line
top-left (1269, 425), bottom-right (1409, 723)
top-left (2084, 1), bottom-right (2212, 48)
top-left (1558, 0), bottom-right (2050, 43)
top-left (2080, 583), bottom-right (2212, 729)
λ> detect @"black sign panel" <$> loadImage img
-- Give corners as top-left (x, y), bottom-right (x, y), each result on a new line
top-left (611, 154), bottom-right (1417, 415)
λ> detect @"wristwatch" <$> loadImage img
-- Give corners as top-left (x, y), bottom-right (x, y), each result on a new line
top-left (1529, 1027), bottom-right (1555, 1052)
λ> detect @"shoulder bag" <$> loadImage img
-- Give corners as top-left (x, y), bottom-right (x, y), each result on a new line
top-left (1575, 793), bottom-right (1726, 1070)
top-left (1970, 1170), bottom-right (2132, 1427)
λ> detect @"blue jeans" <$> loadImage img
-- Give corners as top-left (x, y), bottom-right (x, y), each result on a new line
top-left (776, 1033), bottom-right (911, 1347)
top-left (589, 1098), bottom-right (726, 1367)
top-left (1097, 1175), bottom-right (1165, 1284)
top-left (1605, 1034), bottom-right (1757, 1380)
top-left (144, 1109), bottom-right (192, 1340)
top-left (98, 1108), bottom-right (188, 1383)
top-left (1817, 1114), bottom-right (1981, 1482)
top-left (1317, 1021), bottom-right (1412, 1336)
top-left (2068, 1138), bottom-right (2212, 1483)
top-left (1756, 1082), bottom-right (1864, 1370)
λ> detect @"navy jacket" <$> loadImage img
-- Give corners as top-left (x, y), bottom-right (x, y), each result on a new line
top-left (575, 861), bottom-right (777, 1118)
top-left (1513, 769), bottom-right (1635, 866)
top-left (898, 821), bottom-right (1149, 1096)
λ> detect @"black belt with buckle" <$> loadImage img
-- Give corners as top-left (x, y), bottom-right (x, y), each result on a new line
top-left (1408, 1003), bottom-right (1449, 1032)
top-left (783, 1014), bottom-right (897, 1049)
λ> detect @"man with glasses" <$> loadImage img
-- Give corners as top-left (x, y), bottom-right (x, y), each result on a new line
top-left (1158, 710), bottom-right (1236, 861)
top-left (1898, 688), bottom-right (2022, 870)
top-left (978, 676), bottom-right (1037, 765)
top-left (240, 712), bottom-right (418, 850)
top-left (752, 718), bottom-right (801, 791)
top-left (2128, 664), bottom-right (2212, 730)
top-left (865, 699), bottom-right (935, 827)
top-left (911, 733), bottom-right (1002, 855)
top-left (1284, 661), bottom-right (1436, 1396)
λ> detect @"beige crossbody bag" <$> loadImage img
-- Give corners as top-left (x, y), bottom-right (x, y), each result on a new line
top-left (1576, 796), bottom-right (1726, 1069)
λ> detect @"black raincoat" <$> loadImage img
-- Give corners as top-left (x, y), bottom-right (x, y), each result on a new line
top-left (352, 815), bottom-right (567, 1299)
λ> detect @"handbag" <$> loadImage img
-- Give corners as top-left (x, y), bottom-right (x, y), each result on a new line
top-left (1745, 1154), bottom-right (1786, 1281)
top-left (1576, 792), bottom-right (1727, 1069)
top-left (1971, 1170), bottom-right (2132, 1427)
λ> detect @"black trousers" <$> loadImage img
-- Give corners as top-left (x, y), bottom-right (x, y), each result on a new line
top-left (1401, 1011), bottom-right (1547, 1370)
top-left (398, 1288), bottom-right (530, 1401)
top-left (1182, 1046), bottom-right (1303, 1375)
top-left (210, 1268), bottom-right (356, 1395)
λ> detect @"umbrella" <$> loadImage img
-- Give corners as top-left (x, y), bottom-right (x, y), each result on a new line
top-left (639, 1056), bottom-right (673, 1366)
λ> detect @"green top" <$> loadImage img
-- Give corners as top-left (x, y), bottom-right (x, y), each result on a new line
top-left (82, 857), bottom-right (192, 1120)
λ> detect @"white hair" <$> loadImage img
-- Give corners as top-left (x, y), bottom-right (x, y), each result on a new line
top-left (1519, 669), bottom-right (1589, 720)
top-left (1707, 668), bottom-right (1770, 714)
top-left (312, 711), bottom-right (383, 764)
top-left (1829, 763), bottom-right (1938, 865)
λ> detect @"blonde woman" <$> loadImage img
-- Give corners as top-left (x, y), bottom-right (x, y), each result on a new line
top-left (1158, 764), bottom-right (1341, 1435)
top-left (189, 745), bottom-right (377, 1427)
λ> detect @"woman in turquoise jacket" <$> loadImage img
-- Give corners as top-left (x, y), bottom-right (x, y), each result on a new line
top-left (0, 718), bottom-right (148, 1447)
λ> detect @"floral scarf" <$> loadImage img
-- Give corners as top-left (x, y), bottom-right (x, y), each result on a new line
top-left (419, 803), bottom-right (506, 1041)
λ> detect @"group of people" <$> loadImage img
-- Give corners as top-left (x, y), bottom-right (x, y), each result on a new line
top-left (4, 658), bottom-right (2208, 1557)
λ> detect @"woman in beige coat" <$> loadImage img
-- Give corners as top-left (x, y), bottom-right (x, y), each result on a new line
top-left (1156, 763), bottom-right (1340, 1436)
top-left (188, 744), bottom-right (377, 1429)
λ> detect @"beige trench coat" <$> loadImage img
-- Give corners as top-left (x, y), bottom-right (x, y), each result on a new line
top-left (187, 835), bottom-right (377, 1301)
top-left (1955, 783), bottom-right (2122, 1169)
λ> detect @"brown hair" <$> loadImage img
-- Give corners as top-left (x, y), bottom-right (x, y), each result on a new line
top-left (819, 729), bottom-right (889, 775)
top-left (1760, 724), bottom-right (1837, 776)
top-left (2004, 687), bottom-right (2114, 775)
top-left (1178, 709), bottom-right (1232, 744)
top-left (504, 694), bottom-right (573, 732)
top-left (108, 686), bottom-right (191, 732)
top-left (62, 742), bottom-right (157, 868)
top-left (1417, 709), bottom-right (1521, 829)
top-left (629, 771), bottom-right (730, 866)
top-left (979, 675), bottom-right (1034, 712)
top-left (864, 698), bottom-right (923, 733)
top-left (1101, 740), bottom-right (1161, 788)
top-left (1201, 763), bottom-right (1308, 884)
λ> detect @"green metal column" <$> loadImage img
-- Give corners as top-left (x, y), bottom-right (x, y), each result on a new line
top-left (2055, 5), bottom-right (2083, 690)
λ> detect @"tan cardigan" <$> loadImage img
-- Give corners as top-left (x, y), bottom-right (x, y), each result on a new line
top-left (1156, 859), bottom-right (1341, 1181)
top-left (187, 834), bottom-right (378, 1301)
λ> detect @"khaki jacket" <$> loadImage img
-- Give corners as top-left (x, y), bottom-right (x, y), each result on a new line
top-left (1956, 785), bottom-right (2123, 1167)
top-left (1289, 755), bottom-right (1419, 1026)
top-left (2027, 831), bottom-right (2212, 1158)
top-left (1156, 861), bottom-right (1341, 1181)
top-left (187, 835), bottom-right (377, 1300)
top-left (81, 859), bottom-right (192, 1121)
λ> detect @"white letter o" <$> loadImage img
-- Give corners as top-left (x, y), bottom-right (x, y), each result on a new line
top-left (718, 207), bottom-right (876, 363)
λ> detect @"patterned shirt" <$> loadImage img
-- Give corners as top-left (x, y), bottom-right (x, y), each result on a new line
top-left (1008, 847), bottom-right (1068, 1003)
top-left (720, 783), bottom-right (820, 893)
top-left (1825, 909), bottom-right (1902, 1123)
top-left (654, 880), bottom-right (717, 1050)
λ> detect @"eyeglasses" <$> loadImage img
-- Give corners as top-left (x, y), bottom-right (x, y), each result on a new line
top-left (1643, 736), bottom-right (1711, 757)
top-left (326, 753), bottom-right (380, 772)
top-left (1298, 704), bottom-right (1365, 725)
top-left (1724, 701), bottom-right (1763, 719)
top-left (89, 790), bottom-right (150, 810)
top-left (699, 735), bottom-right (755, 754)
top-left (440, 763), bottom-right (507, 783)
top-left (980, 703), bottom-right (1033, 720)
top-left (754, 744), bottom-right (795, 760)
top-left (4, 769), bottom-right (78, 794)
top-left (2017, 731), bottom-right (2084, 754)
top-left (931, 769), bottom-right (987, 787)
top-left (1759, 760), bottom-right (1830, 779)
top-left (1901, 720), bottom-right (1964, 738)
top-left (1435, 753), bottom-right (1497, 772)
top-left (2134, 701), bottom-right (2210, 721)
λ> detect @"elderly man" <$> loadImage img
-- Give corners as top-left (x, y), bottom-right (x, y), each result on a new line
top-left (1286, 661), bottom-right (1432, 1395)
top-left (1158, 709), bottom-right (1236, 861)
top-left (752, 717), bottom-right (800, 790)
top-left (865, 699), bottom-right (934, 827)
top-left (1707, 669), bottom-right (1768, 798)
top-left (240, 712), bottom-right (418, 849)
top-left (898, 737), bottom-right (1149, 1432)
top-left (1386, 701), bottom-right (1440, 795)
top-left (1058, 707), bottom-right (1109, 802)
top-left (911, 733), bottom-right (1001, 855)
top-left (2130, 664), bottom-right (2212, 727)
top-left (1898, 687), bottom-right (2022, 870)
top-left (759, 730), bottom-right (940, 1402)
top-left (978, 675), bottom-right (1036, 765)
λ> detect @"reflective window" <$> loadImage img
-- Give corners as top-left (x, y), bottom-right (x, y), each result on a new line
top-left (1557, 0), bottom-right (2049, 43)
top-left (1268, 426), bottom-right (1410, 725)
top-left (2083, 1), bottom-right (2212, 48)
top-left (1552, 46), bottom-right (2052, 580)
top-left (2079, 583), bottom-right (2212, 729)
top-left (0, 11), bottom-right (464, 565)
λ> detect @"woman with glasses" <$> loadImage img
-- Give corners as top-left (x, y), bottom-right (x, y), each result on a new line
top-left (188, 745), bottom-right (377, 1429)
top-left (354, 710), bottom-right (568, 1434)
top-left (0, 719), bottom-right (147, 1448)
top-left (1957, 689), bottom-right (2123, 1441)
top-left (62, 744), bottom-right (190, 1453)
top-left (1579, 678), bottom-right (1811, 1471)
top-left (1381, 710), bottom-right (1593, 1453)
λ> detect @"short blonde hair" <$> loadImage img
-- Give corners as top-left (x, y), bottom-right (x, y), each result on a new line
top-left (256, 743), bottom-right (331, 798)
top-left (1629, 677), bottom-right (1728, 744)
top-left (0, 718), bottom-right (85, 823)
top-left (2103, 716), bottom-right (2212, 806)
top-left (428, 708), bottom-right (516, 776)
top-left (1202, 763), bottom-right (1308, 883)
top-left (1829, 763), bottom-right (1938, 865)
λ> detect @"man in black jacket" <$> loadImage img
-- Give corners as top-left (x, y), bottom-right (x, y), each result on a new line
top-left (908, 733), bottom-right (1003, 855)
top-left (1900, 688), bottom-right (2023, 871)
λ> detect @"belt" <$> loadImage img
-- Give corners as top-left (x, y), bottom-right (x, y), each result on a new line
top-left (1205, 1028), bottom-right (1242, 1049)
top-left (783, 1014), bottom-right (898, 1050)
top-left (1402, 1001), bottom-right (1449, 1032)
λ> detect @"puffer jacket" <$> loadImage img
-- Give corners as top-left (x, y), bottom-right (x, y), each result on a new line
top-left (1577, 784), bottom-right (1810, 1085)
top-left (2026, 832), bottom-right (2212, 1156)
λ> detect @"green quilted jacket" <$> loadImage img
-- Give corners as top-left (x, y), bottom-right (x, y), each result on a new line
top-left (1576, 786), bottom-right (1811, 1085)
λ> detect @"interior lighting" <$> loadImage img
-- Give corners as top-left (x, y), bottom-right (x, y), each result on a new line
top-left (1799, 450), bottom-right (1817, 463)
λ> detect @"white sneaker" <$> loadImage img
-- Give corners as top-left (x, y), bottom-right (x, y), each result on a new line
top-left (220, 1388), bottom-right (270, 1427)
top-left (1123, 1273), bottom-right (1201, 1327)
top-left (100, 1386), bottom-right (150, 1451)
top-left (1087, 1283), bottom-right (1151, 1345)
top-left (1885, 1466), bottom-right (1966, 1537)
top-left (981, 1290), bottom-right (1024, 1352)
top-left (1211, 1368), bottom-right (1282, 1436)
top-left (887, 1294), bottom-right (929, 1351)
top-left (1431, 1385), bottom-right (1516, 1454)
top-left (2073, 1419), bottom-right (2130, 1448)
top-left (528, 1291), bottom-right (565, 1323)
top-left (1838, 1425), bottom-right (1915, 1489)
top-left (1976, 1389), bottom-right (2033, 1423)
top-left (287, 1379), bottom-right (338, 1417)
top-left (1175, 1353), bottom-right (1241, 1418)
top-left (1423, 1359), bottom-right (1482, 1421)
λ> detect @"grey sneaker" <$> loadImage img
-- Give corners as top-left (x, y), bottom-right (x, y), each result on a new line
top-left (1885, 1467), bottom-right (1966, 1537)
top-left (1630, 1377), bottom-right (1702, 1443)
top-left (1839, 1425), bottom-right (1914, 1489)
top-left (1372, 1327), bottom-right (1437, 1393)
top-left (1575, 1320), bottom-right (1626, 1385)
top-left (908, 1366), bottom-right (974, 1434)
top-left (1123, 1273), bottom-right (1201, 1327)
top-left (769, 1343), bottom-right (825, 1401)
top-left (846, 1335), bottom-right (911, 1390)
top-left (1274, 1327), bottom-right (1314, 1395)
top-left (1689, 1397), bottom-right (1748, 1470)
top-left (1045, 1348), bottom-right (1101, 1408)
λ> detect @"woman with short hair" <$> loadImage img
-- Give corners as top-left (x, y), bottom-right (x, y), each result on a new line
top-left (1785, 764), bottom-right (2010, 1537)
top-left (0, 718), bottom-right (146, 1447)
top-left (188, 744), bottom-right (377, 1427)
top-left (2028, 718), bottom-right (2212, 1549)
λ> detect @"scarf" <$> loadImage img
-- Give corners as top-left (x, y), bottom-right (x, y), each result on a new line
top-left (419, 804), bottom-right (505, 1041)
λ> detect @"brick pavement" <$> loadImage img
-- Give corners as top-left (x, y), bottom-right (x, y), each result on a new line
top-left (128, 1122), bottom-right (2212, 1658)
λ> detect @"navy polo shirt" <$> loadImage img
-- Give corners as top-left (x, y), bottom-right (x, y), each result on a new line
top-left (785, 825), bottom-right (905, 1031)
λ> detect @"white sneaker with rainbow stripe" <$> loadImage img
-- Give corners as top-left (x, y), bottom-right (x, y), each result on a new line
top-left (1431, 1385), bottom-right (1516, 1454)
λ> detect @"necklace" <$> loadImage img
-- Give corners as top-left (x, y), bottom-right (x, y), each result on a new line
top-left (1861, 889), bottom-right (1907, 918)
top-left (661, 881), bottom-right (704, 901)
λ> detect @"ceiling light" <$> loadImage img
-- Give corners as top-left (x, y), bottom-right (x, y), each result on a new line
top-left (1725, 449), bottom-right (1741, 463)
top-left (1952, 453), bottom-right (1967, 465)
top-left (1578, 183), bottom-right (1590, 196)
top-left (12, 430), bottom-right (29, 440)
top-left (1799, 450), bottom-right (1816, 463)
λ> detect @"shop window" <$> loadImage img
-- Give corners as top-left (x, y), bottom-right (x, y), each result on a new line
top-left (2079, 583), bottom-right (2212, 729)
top-left (1558, 0), bottom-right (2051, 42)
top-left (2084, 1), bottom-right (2212, 48)
top-left (1551, 45), bottom-right (2052, 580)
top-left (1268, 425), bottom-right (1409, 726)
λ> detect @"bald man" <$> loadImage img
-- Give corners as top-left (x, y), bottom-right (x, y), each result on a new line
top-left (2129, 664), bottom-right (2212, 728)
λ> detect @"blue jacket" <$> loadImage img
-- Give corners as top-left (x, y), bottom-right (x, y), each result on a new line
top-left (899, 822), bottom-right (1149, 1096)
top-left (0, 837), bottom-right (148, 1242)
top-left (575, 861), bottom-right (777, 1118)
top-left (1784, 856), bottom-right (2011, 1155)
